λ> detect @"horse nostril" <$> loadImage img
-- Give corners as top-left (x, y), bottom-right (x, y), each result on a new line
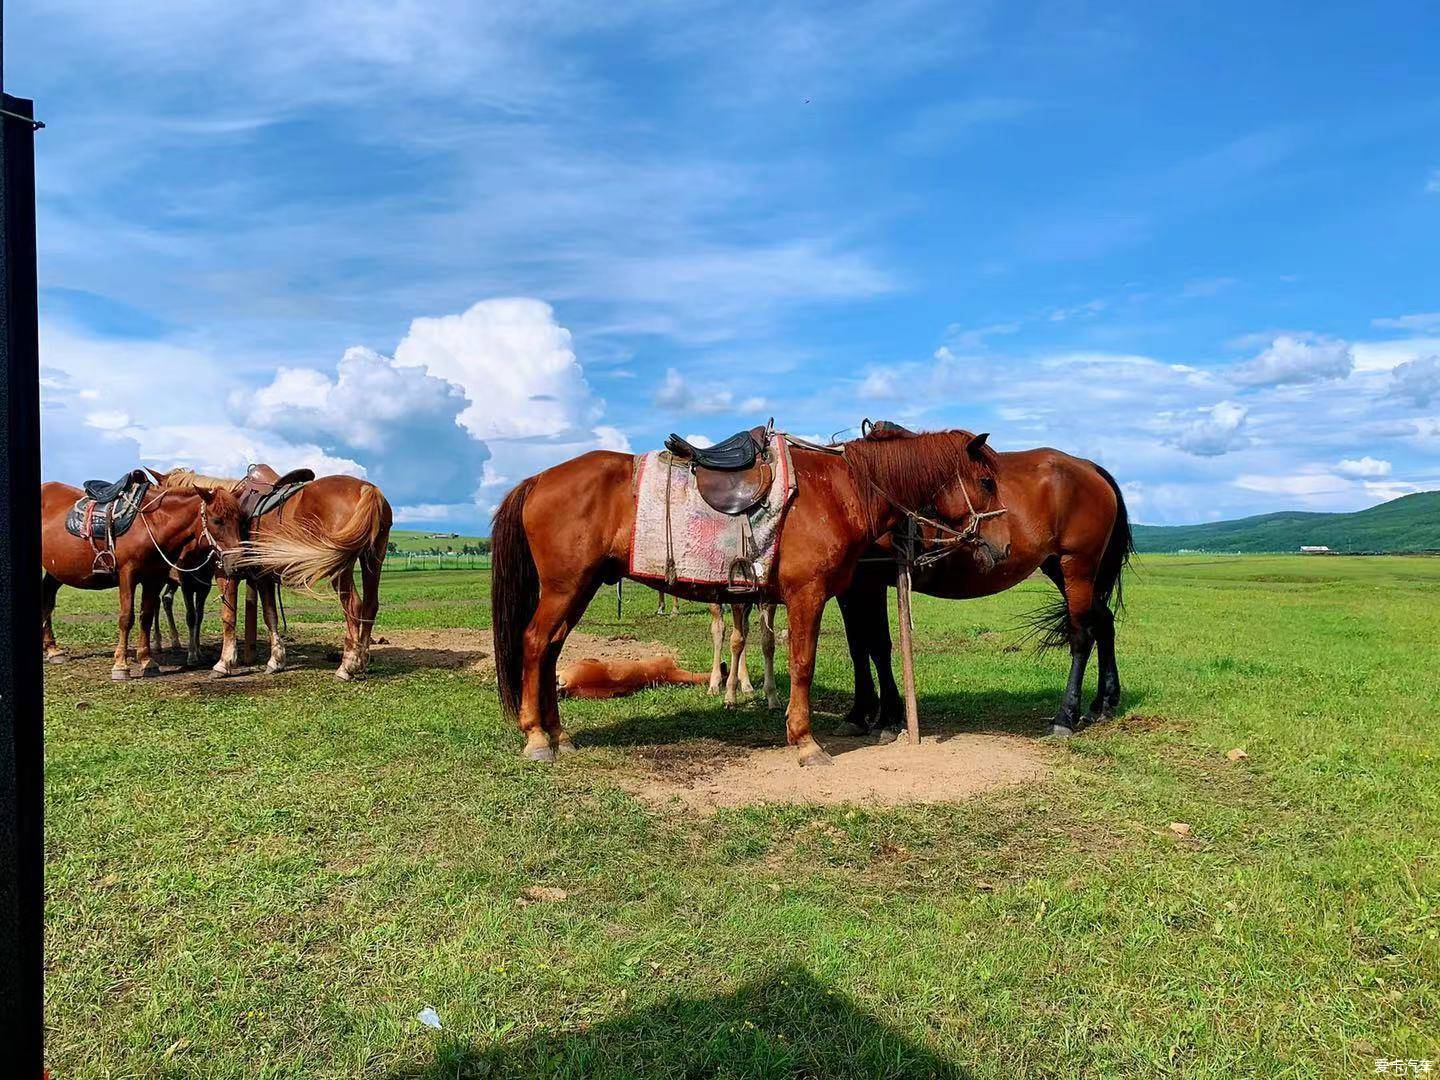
top-left (1001, 544), bottom-right (1012, 560)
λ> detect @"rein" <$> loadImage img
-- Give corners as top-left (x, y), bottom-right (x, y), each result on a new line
top-left (851, 460), bottom-right (1008, 569)
top-left (137, 492), bottom-right (234, 576)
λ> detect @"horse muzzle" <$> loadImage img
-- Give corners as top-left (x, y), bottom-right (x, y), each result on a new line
top-left (974, 540), bottom-right (1010, 573)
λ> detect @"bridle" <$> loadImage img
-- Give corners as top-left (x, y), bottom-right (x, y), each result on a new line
top-left (138, 492), bottom-right (236, 576)
top-left (856, 467), bottom-right (1009, 569)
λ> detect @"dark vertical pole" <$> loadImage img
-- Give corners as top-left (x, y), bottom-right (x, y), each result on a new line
top-left (0, 25), bottom-right (46, 1069)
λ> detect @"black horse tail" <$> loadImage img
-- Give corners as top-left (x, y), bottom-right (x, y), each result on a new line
top-left (491, 477), bottom-right (539, 721)
top-left (1092, 464), bottom-right (1134, 614)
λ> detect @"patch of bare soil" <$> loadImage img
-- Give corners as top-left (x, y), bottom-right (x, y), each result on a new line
top-left (628, 732), bottom-right (1050, 812)
top-left (371, 627), bottom-right (678, 678)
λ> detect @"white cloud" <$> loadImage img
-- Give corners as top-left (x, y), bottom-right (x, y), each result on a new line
top-left (653, 367), bottom-right (766, 415)
top-left (1391, 354), bottom-right (1440, 406)
top-left (1231, 334), bottom-right (1353, 387)
top-left (1335, 456), bottom-right (1391, 478)
top-left (859, 369), bottom-right (902, 400)
top-left (682, 434), bottom-right (714, 448)
top-left (1373, 312), bottom-right (1440, 332)
top-left (1168, 401), bottom-right (1249, 457)
top-left (1427, 168), bottom-right (1440, 195)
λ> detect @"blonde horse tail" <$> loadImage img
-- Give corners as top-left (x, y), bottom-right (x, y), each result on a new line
top-left (240, 483), bottom-right (390, 590)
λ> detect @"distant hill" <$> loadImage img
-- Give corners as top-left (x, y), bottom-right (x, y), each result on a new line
top-left (1132, 491), bottom-right (1440, 554)
top-left (388, 529), bottom-right (488, 554)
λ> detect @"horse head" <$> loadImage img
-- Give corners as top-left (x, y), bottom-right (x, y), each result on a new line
top-left (932, 432), bottom-right (1011, 572)
top-left (196, 487), bottom-right (247, 576)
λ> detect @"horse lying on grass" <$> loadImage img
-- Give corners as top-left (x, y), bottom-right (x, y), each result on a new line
top-left (491, 429), bottom-right (1009, 766)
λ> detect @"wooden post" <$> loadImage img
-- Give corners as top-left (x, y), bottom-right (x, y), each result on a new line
top-left (615, 579), bottom-right (623, 620)
top-left (243, 582), bottom-right (258, 665)
top-left (895, 562), bottom-right (921, 745)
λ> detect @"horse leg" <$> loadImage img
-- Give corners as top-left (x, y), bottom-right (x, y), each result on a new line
top-left (520, 579), bottom-right (599, 761)
top-left (334, 568), bottom-right (361, 680)
top-left (41, 572), bottom-right (65, 661)
top-left (724, 603), bottom-right (751, 707)
top-left (707, 603), bottom-right (725, 695)
top-left (183, 578), bottom-right (208, 667)
top-left (211, 575), bottom-right (242, 676)
top-left (783, 586), bottom-right (832, 767)
top-left (759, 603), bottom-right (779, 709)
top-left (355, 547), bottom-right (383, 673)
top-left (112, 569), bottom-right (137, 680)
top-left (1051, 556), bottom-right (1097, 738)
top-left (835, 589), bottom-right (878, 735)
top-left (259, 579), bottom-right (286, 673)
top-left (1088, 605), bottom-right (1120, 721)
top-left (161, 581), bottom-right (182, 652)
top-left (655, 589), bottom-right (666, 616)
top-left (136, 579), bottom-right (162, 677)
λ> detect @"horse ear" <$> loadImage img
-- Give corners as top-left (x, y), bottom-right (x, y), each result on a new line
top-left (144, 467), bottom-right (167, 485)
top-left (967, 432), bottom-right (991, 459)
top-left (196, 487), bottom-right (216, 504)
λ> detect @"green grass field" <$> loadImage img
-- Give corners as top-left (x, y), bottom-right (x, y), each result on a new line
top-left (43, 556), bottom-right (1439, 1077)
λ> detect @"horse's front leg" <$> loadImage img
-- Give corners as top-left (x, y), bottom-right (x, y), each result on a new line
top-left (161, 582), bottom-right (182, 652)
top-left (724, 603), bottom-right (751, 707)
top-left (41, 573), bottom-right (64, 662)
top-left (183, 579), bottom-right (208, 667)
top-left (135, 579), bottom-right (162, 677)
top-left (783, 587), bottom-right (832, 767)
top-left (112, 569), bottom-right (137, 680)
top-left (211, 575), bottom-right (242, 677)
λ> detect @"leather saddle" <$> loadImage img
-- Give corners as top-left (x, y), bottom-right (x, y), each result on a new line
top-left (665, 424), bottom-right (774, 515)
top-left (67, 469), bottom-right (151, 544)
top-left (861, 418), bottom-right (917, 441)
top-left (83, 469), bottom-right (150, 504)
top-left (235, 463), bottom-right (315, 520)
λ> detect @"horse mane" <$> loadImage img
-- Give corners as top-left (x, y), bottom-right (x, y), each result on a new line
top-left (841, 428), bottom-right (994, 510)
top-left (157, 467), bottom-right (244, 493)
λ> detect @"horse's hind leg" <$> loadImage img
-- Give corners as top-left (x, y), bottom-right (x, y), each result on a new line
top-left (835, 585), bottom-right (883, 736)
top-left (161, 581), bottom-right (182, 652)
top-left (112, 569), bottom-right (137, 680)
top-left (1088, 606), bottom-right (1120, 721)
top-left (355, 546), bottom-right (383, 673)
top-left (333, 567), bottom-right (361, 680)
top-left (521, 578), bottom-right (600, 761)
top-left (183, 578), bottom-right (208, 667)
top-left (707, 603), bottom-right (725, 694)
top-left (259, 579), bottom-right (286, 674)
top-left (1050, 555), bottom-right (1097, 738)
top-left (724, 603), bottom-right (751, 707)
top-left (760, 603), bottom-right (779, 709)
top-left (41, 573), bottom-right (65, 661)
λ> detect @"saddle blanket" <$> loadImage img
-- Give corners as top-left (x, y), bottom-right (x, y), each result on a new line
top-left (629, 434), bottom-right (797, 589)
top-left (65, 479), bottom-right (150, 542)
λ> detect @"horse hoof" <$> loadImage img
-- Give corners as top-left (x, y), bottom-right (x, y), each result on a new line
top-left (798, 746), bottom-right (834, 768)
top-left (873, 726), bottom-right (902, 745)
top-left (210, 662), bottom-right (237, 679)
top-left (334, 667), bottom-right (353, 682)
top-left (554, 739), bottom-right (578, 756)
top-left (110, 667), bottom-right (130, 682)
top-left (266, 660), bottom-right (284, 674)
top-left (833, 720), bottom-right (869, 737)
top-left (45, 652), bottom-right (67, 664)
top-left (523, 744), bottom-right (556, 763)
top-left (139, 664), bottom-right (160, 678)
top-left (1047, 723), bottom-right (1075, 741)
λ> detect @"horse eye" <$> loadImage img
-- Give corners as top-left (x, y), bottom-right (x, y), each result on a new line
top-left (980, 476), bottom-right (996, 493)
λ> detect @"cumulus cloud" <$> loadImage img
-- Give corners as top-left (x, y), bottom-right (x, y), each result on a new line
top-left (1231, 334), bottom-right (1353, 387)
top-left (1391, 354), bottom-right (1440, 406)
top-left (1167, 401), bottom-right (1249, 457)
top-left (1335, 456), bottom-right (1391, 478)
top-left (653, 368), bottom-right (767, 414)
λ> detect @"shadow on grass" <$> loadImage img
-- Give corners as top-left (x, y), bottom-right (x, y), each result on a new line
top-left (571, 680), bottom-right (1145, 758)
top-left (390, 965), bottom-right (967, 1079)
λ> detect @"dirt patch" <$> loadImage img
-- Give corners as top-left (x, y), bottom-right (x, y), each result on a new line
top-left (372, 628), bottom-right (677, 677)
top-left (627, 732), bottom-right (1050, 812)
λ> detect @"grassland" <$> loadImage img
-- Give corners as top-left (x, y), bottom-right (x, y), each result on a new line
top-left (43, 556), bottom-right (1440, 1077)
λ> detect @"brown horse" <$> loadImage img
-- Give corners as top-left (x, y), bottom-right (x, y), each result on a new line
top-left (557, 655), bottom-right (716, 699)
top-left (40, 483), bottom-right (245, 679)
top-left (490, 430), bottom-right (1009, 765)
top-left (215, 475), bottom-right (393, 680)
top-left (836, 441), bottom-right (1133, 739)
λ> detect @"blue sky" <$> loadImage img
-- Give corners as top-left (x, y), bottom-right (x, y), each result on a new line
top-left (12, 1), bottom-right (1440, 528)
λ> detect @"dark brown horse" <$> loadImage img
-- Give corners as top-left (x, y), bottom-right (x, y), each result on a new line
top-left (40, 483), bottom-right (245, 679)
top-left (216, 475), bottom-right (393, 680)
top-left (836, 440), bottom-right (1133, 739)
top-left (490, 430), bottom-right (1009, 765)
